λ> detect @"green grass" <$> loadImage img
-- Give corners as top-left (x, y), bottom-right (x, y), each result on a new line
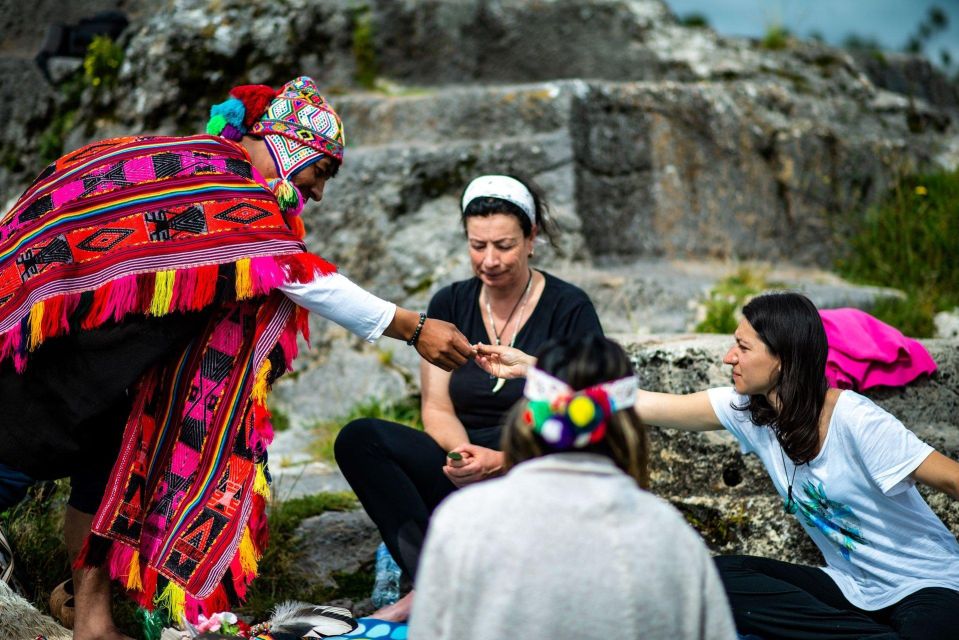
top-left (239, 492), bottom-right (359, 620)
top-left (308, 395), bottom-right (421, 463)
top-left (1, 481), bottom-right (70, 606)
top-left (2, 480), bottom-right (364, 637)
top-left (351, 6), bottom-right (378, 89)
top-left (695, 267), bottom-right (782, 334)
top-left (837, 171), bottom-right (959, 337)
top-left (760, 24), bottom-right (791, 50)
top-left (83, 35), bottom-right (124, 90)
top-left (679, 12), bottom-right (709, 28)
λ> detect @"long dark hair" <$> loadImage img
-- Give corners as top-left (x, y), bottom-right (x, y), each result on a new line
top-left (739, 292), bottom-right (828, 464)
top-left (461, 174), bottom-right (559, 246)
top-left (502, 334), bottom-right (649, 487)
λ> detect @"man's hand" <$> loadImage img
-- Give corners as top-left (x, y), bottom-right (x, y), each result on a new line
top-left (443, 444), bottom-right (505, 488)
top-left (415, 318), bottom-right (474, 371)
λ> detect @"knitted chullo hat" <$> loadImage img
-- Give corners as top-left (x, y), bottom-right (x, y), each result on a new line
top-left (207, 77), bottom-right (345, 234)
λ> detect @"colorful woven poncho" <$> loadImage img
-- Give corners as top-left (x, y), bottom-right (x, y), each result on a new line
top-left (0, 134), bottom-right (334, 620)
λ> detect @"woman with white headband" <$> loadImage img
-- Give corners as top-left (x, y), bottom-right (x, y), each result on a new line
top-left (410, 334), bottom-right (736, 640)
top-left (334, 174), bottom-right (603, 621)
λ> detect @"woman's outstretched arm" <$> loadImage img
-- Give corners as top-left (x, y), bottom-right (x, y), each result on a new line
top-left (475, 344), bottom-right (724, 432)
top-left (912, 451), bottom-right (959, 500)
top-left (635, 390), bottom-right (723, 432)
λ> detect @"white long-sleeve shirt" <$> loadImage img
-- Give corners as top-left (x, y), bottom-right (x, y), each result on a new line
top-left (278, 272), bottom-right (395, 342)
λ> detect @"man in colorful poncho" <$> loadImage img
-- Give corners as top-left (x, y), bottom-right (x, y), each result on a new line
top-left (0, 77), bottom-right (473, 640)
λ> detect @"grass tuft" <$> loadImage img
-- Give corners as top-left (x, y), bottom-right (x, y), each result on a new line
top-left (240, 492), bottom-right (358, 620)
top-left (837, 170), bottom-right (959, 337)
top-left (308, 395), bottom-right (422, 463)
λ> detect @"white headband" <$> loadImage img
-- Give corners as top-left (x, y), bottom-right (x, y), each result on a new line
top-left (461, 175), bottom-right (536, 226)
top-left (523, 367), bottom-right (638, 411)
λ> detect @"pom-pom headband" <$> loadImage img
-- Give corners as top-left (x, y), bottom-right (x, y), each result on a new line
top-left (462, 175), bottom-right (536, 226)
top-left (522, 367), bottom-right (638, 450)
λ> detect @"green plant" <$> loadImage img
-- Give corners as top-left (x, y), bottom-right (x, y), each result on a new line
top-left (760, 24), bottom-right (791, 50)
top-left (351, 7), bottom-right (378, 89)
top-left (308, 396), bottom-right (421, 463)
top-left (83, 35), bottom-right (124, 89)
top-left (1, 481), bottom-right (70, 605)
top-left (37, 109), bottom-right (76, 166)
top-left (837, 171), bottom-right (959, 337)
top-left (270, 405), bottom-right (292, 433)
top-left (679, 13), bottom-right (709, 28)
top-left (240, 492), bottom-right (358, 620)
top-left (695, 267), bottom-right (778, 334)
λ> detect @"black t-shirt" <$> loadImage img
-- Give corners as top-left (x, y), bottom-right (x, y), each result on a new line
top-left (427, 271), bottom-right (603, 446)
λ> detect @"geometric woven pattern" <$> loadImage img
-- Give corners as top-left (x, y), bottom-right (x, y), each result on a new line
top-left (77, 228), bottom-right (135, 252)
top-left (250, 76), bottom-right (344, 177)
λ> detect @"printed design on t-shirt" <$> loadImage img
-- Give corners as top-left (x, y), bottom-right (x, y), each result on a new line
top-left (794, 481), bottom-right (867, 561)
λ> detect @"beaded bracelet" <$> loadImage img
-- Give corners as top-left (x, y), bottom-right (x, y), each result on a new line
top-left (407, 312), bottom-right (427, 346)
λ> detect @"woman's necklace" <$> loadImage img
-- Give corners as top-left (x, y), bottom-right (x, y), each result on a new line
top-left (779, 443), bottom-right (800, 515)
top-left (484, 268), bottom-right (534, 393)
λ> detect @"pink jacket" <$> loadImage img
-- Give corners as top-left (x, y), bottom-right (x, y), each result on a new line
top-left (820, 308), bottom-right (937, 390)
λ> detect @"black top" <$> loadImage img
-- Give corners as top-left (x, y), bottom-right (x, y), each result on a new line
top-left (427, 271), bottom-right (603, 444)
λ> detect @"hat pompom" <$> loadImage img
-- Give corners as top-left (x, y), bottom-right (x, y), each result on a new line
top-left (220, 123), bottom-right (244, 141)
top-left (210, 97), bottom-right (247, 131)
top-left (268, 178), bottom-right (304, 217)
top-left (230, 85), bottom-right (280, 128)
top-left (206, 114), bottom-right (228, 136)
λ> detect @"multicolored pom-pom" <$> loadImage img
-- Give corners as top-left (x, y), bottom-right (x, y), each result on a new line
top-left (230, 84), bottom-right (280, 128)
top-left (211, 97), bottom-right (246, 130)
top-left (267, 178), bottom-right (304, 219)
top-left (207, 84), bottom-right (280, 142)
top-left (206, 114), bottom-right (228, 136)
top-left (527, 388), bottom-right (611, 450)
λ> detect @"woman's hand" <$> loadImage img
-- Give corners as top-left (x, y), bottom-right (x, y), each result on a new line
top-left (474, 343), bottom-right (535, 380)
top-left (442, 444), bottom-right (505, 488)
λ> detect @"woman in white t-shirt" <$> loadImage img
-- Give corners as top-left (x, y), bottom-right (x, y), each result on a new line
top-left (475, 292), bottom-right (959, 639)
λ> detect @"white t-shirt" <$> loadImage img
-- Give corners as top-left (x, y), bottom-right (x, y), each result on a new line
top-left (708, 386), bottom-right (959, 610)
top-left (278, 272), bottom-right (395, 342)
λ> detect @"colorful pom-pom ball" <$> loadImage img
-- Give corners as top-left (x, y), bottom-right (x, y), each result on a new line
top-left (210, 96), bottom-right (247, 129)
top-left (567, 395), bottom-right (596, 428)
top-left (206, 114), bottom-right (227, 136)
top-left (230, 84), bottom-right (280, 128)
top-left (539, 418), bottom-right (566, 444)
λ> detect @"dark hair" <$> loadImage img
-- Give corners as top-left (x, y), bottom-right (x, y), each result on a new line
top-left (739, 292), bottom-right (828, 464)
top-left (461, 174), bottom-right (559, 246)
top-left (502, 334), bottom-right (649, 487)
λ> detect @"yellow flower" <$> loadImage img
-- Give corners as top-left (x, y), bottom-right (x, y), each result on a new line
top-left (915, 185), bottom-right (928, 196)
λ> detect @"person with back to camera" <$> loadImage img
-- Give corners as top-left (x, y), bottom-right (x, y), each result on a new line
top-left (0, 76), bottom-right (473, 640)
top-left (476, 291), bottom-right (959, 639)
top-left (409, 334), bottom-right (736, 640)
top-left (334, 174), bottom-right (603, 621)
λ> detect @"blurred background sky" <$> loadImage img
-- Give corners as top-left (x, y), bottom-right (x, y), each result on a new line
top-left (667, 0), bottom-right (959, 72)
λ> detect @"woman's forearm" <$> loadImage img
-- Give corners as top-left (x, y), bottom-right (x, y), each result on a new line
top-left (423, 410), bottom-right (471, 452)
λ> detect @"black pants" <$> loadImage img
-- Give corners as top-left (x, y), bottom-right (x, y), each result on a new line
top-left (0, 312), bottom-right (205, 512)
top-left (334, 418), bottom-right (499, 581)
top-left (716, 555), bottom-right (959, 639)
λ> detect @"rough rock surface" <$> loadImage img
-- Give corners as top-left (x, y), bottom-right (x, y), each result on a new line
top-left (293, 509), bottom-right (381, 615)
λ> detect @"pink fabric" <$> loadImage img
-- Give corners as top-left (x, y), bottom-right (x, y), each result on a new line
top-left (820, 308), bottom-right (937, 390)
